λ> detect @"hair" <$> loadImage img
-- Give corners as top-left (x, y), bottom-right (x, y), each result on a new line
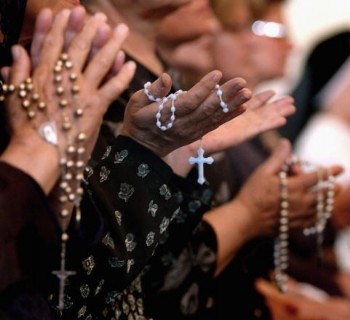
top-left (0, 0), bottom-right (27, 67)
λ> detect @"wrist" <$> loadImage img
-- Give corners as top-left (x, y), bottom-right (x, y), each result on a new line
top-left (1, 135), bottom-right (60, 194)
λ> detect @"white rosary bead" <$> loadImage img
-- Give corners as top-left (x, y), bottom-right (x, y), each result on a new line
top-left (274, 157), bottom-right (292, 293)
top-left (155, 95), bottom-right (176, 131)
top-left (275, 158), bottom-right (335, 293)
top-left (144, 82), bottom-right (162, 102)
top-left (303, 169), bottom-right (334, 237)
top-left (215, 84), bottom-right (229, 113)
top-left (144, 82), bottom-right (185, 131)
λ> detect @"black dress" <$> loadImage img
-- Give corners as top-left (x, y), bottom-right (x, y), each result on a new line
top-left (53, 57), bottom-right (215, 319)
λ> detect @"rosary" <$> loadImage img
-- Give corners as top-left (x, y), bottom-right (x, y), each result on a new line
top-left (274, 157), bottom-right (335, 292)
top-left (144, 82), bottom-right (228, 184)
top-left (1, 53), bottom-right (86, 311)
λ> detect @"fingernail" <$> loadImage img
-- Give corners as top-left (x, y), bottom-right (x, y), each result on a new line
top-left (115, 23), bottom-right (129, 36)
top-left (126, 61), bottom-right (136, 71)
top-left (94, 12), bottom-right (107, 21)
top-left (57, 9), bottom-right (70, 19)
top-left (53, 9), bottom-right (70, 24)
top-left (11, 46), bottom-right (20, 61)
top-left (212, 71), bottom-right (222, 83)
top-left (1, 69), bottom-right (8, 82)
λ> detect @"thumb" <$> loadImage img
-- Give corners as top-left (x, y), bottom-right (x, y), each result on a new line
top-left (261, 138), bottom-right (292, 175)
top-left (8, 46), bottom-right (31, 85)
top-left (128, 73), bottom-right (172, 110)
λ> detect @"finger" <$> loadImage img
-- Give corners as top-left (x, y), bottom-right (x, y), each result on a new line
top-left (98, 60), bottom-right (136, 108)
top-left (89, 22), bottom-right (113, 59)
top-left (8, 46), bottom-right (31, 85)
top-left (64, 6), bottom-right (87, 51)
top-left (289, 211), bottom-right (316, 229)
top-left (274, 97), bottom-right (296, 119)
top-left (177, 75), bottom-right (250, 133)
top-left (110, 51), bottom-right (126, 75)
top-left (37, 9), bottom-right (71, 67)
top-left (289, 192), bottom-right (316, 220)
top-left (219, 78), bottom-right (251, 116)
top-left (273, 96), bottom-right (295, 112)
top-left (328, 165), bottom-right (344, 178)
top-left (83, 23), bottom-right (130, 86)
top-left (172, 70), bottom-right (223, 116)
top-left (290, 171), bottom-right (319, 191)
top-left (308, 165), bottom-right (342, 190)
top-left (200, 75), bottom-right (250, 118)
top-left (267, 98), bottom-right (296, 129)
top-left (273, 95), bottom-right (294, 106)
top-left (98, 51), bottom-right (126, 84)
top-left (289, 168), bottom-right (331, 193)
top-left (1, 67), bottom-right (11, 83)
top-left (248, 90), bottom-right (275, 110)
top-left (67, 12), bottom-right (108, 71)
top-left (3, 47), bottom-right (31, 124)
top-left (199, 77), bottom-right (251, 126)
top-left (156, 76), bottom-right (249, 139)
top-left (127, 73), bottom-right (173, 111)
top-left (30, 8), bottom-right (54, 68)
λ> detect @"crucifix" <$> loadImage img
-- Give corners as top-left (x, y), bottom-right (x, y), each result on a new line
top-left (52, 239), bottom-right (76, 311)
top-left (188, 147), bottom-right (214, 185)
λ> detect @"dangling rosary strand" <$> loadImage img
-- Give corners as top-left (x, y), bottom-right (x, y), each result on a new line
top-left (274, 157), bottom-right (291, 292)
top-left (1, 53), bottom-right (87, 311)
top-left (274, 158), bottom-right (335, 292)
top-left (303, 168), bottom-right (335, 263)
top-left (52, 53), bottom-right (86, 311)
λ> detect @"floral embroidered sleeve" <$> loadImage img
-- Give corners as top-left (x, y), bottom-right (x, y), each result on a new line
top-left (58, 135), bottom-right (184, 317)
top-left (155, 173), bottom-right (213, 257)
top-left (142, 220), bottom-right (218, 320)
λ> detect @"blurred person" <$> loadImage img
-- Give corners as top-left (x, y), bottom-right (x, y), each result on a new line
top-left (279, 30), bottom-right (350, 143)
top-left (155, 0), bottom-right (350, 319)
top-left (292, 29), bottom-right (350, 290)
top-left (211, 1), bottom-right (350, 319)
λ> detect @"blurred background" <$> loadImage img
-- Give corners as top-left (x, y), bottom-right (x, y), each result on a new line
top-left (258, 0), bottom-right (350, 95)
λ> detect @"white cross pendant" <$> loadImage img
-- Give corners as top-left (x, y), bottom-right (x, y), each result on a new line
top-left (188, 147), bottom-right (214, 184)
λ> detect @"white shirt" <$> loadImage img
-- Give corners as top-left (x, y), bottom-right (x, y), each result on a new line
top-left (294, 112), bottom-right (350, 272)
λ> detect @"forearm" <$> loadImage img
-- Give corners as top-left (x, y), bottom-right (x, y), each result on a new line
top-left (162, 144), bottom-right (198, 178)
top-left (203, 199), bottom-right (257, 276)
